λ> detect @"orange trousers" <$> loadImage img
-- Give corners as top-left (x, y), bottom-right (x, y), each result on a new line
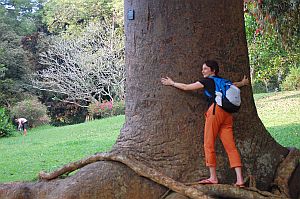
top-left (204, 104), bottom-right (242, 168)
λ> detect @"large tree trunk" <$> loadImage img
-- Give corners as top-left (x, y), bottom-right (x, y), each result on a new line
top-left (112, 0), bottom-right (288, 190)
top-left (0, 0), bottom-right (298, 199)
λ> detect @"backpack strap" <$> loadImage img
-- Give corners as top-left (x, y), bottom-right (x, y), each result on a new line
top-left (208, 76), bottom-right (218, 115)
top-left (212, 102), bottom-right (217, 115)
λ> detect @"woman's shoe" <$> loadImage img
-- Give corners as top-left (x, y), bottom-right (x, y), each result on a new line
top-left (234, 183), bottom-right (245, 188)
top-left (198, 179), bottom-right (218, 184)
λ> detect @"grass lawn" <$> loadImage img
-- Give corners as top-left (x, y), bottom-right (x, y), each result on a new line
top-left (253, 90), bottom-right (300, 149)
top-left (0, 91), bottom-right (299, 183)
top-left (0, 115), bottom-right (124, 183)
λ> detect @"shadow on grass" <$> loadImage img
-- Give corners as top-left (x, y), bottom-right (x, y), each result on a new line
top-left (266, 123), bottom-right (300, 149)
top-left (280, 93), bottom-right (300, 99)
top-left (255, 92), bottom-right (300, 101)
top-left (270, 93), bottom-right (300, 102)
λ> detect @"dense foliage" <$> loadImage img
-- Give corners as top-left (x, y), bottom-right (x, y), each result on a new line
top-left (0, 0), bottom-right (45, 106)
top-left (47, 100), bottom-right (87, 126)
top-left (42, 0), bottom-right (123, 34)
top-left (10, 97), bottom-right (50, 128)
top-left (245, 0), bottom-right (300, 92)
top-left (88, 100), bottom-right (125, 120)
top-left (0, 0), bottom-right (44, 35)
top-left (0, 107), bottom-right (14, 137)
top-left (0, 8), bottom-right (29, 106)
top-left (281, 67), bottom-right (300, 91)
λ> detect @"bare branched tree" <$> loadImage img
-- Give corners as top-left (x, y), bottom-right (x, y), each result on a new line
top-left (31, 20), bottom-right (125, 107)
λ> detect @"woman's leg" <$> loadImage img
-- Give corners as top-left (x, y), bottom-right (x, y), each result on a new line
top-left (234, 167), bottom-right (244, 185)
top-left (218, 111), bottom-right (244, 185)
top-left (200, 105), bottom-right (221, 184)
top-left (203, 105), bottom-right (220, 168)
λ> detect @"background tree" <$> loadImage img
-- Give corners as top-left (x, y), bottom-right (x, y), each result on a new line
top-left (0, 13), bottom-right (29, 106)
top-left (31, 20), bottom-right (125, 107)
top-left (42, 0), bottom-right (123, 34)
top-left (23, 0), bottom-right (125, 125)
top-left (0, 0), bottom-right (45, 35)
top-left (0, 0), bottom-right (45, 107)
top-left (244, 0), bottom-right (300, 92)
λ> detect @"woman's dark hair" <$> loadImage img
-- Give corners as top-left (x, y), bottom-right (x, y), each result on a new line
top-left (204, 60), bottom-right (219, 75)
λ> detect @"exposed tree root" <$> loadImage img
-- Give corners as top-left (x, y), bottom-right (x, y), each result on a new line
top-left (271, 148), bottom-right (300, 198)
top-left (184, 182), bottom-right (283, 199)
top-left (38, 152), bottom-right (288, 199)
top-left (195, 185), bottom-right (284, 199)
top-left (39, 152), bottom-right (212, 199)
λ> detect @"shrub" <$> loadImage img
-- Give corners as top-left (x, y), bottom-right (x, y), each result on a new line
top-left (10, 98), bottom-right (50, 128)
top-left (112, 100), bottom-right (125, 116)
top-left (281, 67), bottom-right (300, 91)
top-left (88, 100), bottom-right (125, 119)
top-left (0, 107), bottom-right (14, 137)
top-left (252, 78), bottom-right (279, 93)
top-left (252, 79), bottom-right (267, 93)
top-left (47, 101), bottom-right (87, 126)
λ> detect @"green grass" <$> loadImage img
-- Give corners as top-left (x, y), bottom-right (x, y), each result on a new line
top-left (0, 115), bottom-right (124, 183)
top-left (0, 91), bottom-right (299, 183)
top-left (254, 90), bottom-right (300, 149)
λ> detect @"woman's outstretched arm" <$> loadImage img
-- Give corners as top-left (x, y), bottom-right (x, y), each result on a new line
top-left (161, 77), bottom-right (204, 91)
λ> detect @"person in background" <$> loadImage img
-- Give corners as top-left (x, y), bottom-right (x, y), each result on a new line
top-left (15, 118), bottom-right (28, 136)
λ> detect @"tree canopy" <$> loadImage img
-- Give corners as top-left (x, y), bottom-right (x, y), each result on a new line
top-left (42, 0), bottom-right (124, 34)
top-left (244, 0), bottom-right (300, 92)
top-left (31, 20), bottom-right (125, 106)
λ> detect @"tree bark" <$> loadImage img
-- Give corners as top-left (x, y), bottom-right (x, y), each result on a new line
top-left (0, 0), bottom-right (298, 199)
top-left (112, 0), bottom-right (288, 190)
